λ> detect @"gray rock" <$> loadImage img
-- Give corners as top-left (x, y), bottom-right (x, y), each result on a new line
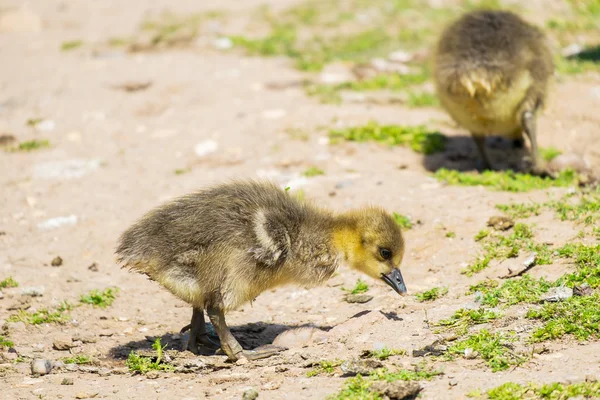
top-left (52, 361), bottom-right (65, 370)
top-left (344, 294), bottom-right (374, 304)
top-left (31, 359), bottom-right (52, 375)
top-left (61, 377), bottom-right (74, 385)
top-left (242, 388), bottom-right (259, 400)
top-left (21, 287), bottom-right (45, 297)
top-left (53, 339), bottom-right (75, 351)
top-left (98, 368), bottom-right (112, 377)
top-left (464, 348), bottom-right (478, 360)
top-left (369, 381), bottom-right (422, 399)
top-left (145, 370), bottom-right (160, 379)
top-left (487, 216), bottom-right (514, 231)
top-left (541, 287), bottom-right (573, 302)
top-left (341, 358), bottom-right (383, 377)
top-left (412, 340), bottom-right (447, 357)
top-left (65, 363), bottom-right (78, 372)
top-left (574, 283), bottom-right (593, 297)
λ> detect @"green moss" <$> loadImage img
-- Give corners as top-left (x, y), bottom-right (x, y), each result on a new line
top-left (448, 330), bottom-right (525, 372)
top-left (63, 355), bottom-right (92, 365)
top-left (464, 223), bottom-right (552, 276)
top-left (547, 193), bottom-right (600, 225)
top-left (307, 359), bottom-right (343, 377)
top-left (555, 243), bottom-right (600, 288)
top-left (469, 275), bottom-right (553, 307)
top-left (527, 294), bottom-right (600, 342)
top-left (0, 336), bottom-right (14, 349)
top-left (474, 229), bottom-right (489, 241)
top-left (80, 288), bottom-right (118, 308)
top-left (482, 381), bottom-right (600, 400)
top-left (436, 308), bottom-right (502, 334)
top-left (329, 122), bottom-right (445, 155)
top-left (435, 168), bottom-right (579, 192)
top-left (366, 348), bottom-right (407, 360)
top-left (540, 147), bottom-right (562, 162)
top-left (8, 140), bottom-right (50, 152)
top-left (446, 231), bottom-right (456, 238)
top-left (126, 338), bottom-right (173, 373)
top-left (415, 287), bottom-right (448, 302)
top-left (61, 40), bottom-right (84, 51)
top-left (0, 276), bottom-right (18, 289)
top-left (392, 212), bottom-right (413, 230)
top-left (8, 302), bottom-right (72, 325)
top-left (495, 203), bottom-right (542, 219)
top-left (344, 279), bottom-right (369, 295)
top-left (302, 166), bottom-right (325, 177)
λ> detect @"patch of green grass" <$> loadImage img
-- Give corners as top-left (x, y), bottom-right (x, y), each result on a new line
top-left (63, 355), bottom-right (92, 365)
top-left (434, 168), bottom-right (579, 192)
top-left (344, 279), bottom-right (369, 295)
top-left (481, 381), bottom-right (600, 400)
top-left (464, 223), bottom-right (552, 276)
top-left (392, 212), bottom-right (413, 230)
top-left (445, 231), bottom-right (456, 238)
top-left (126, 338), bottom-right (173, 373)
top-left (495, 203), bottom-right (542, 219)
top-left (469, 275), bottom-right (553, 307)
top-left (302, 166), bottom-right (325, 177)
top-left (330, 365), bottom-right (442, 400)
top-left (8, 302), bottom-right (72, 325)
top-left (407, 91), bottom-right (439, 108)
top-left (366, 348), bottom-right (407, 360)
top-left (555, 243), bottom-right (600, 288)
top-left (435, 308), bottom-right (502, 335)
top-left (474, 229), bottom-right (489, 241)
top-left (415, 287), bottom-right (448, 302)
top-left (448, 330), bottom-right (525, 372)
top-left (547, 193), bottom-right (600, 225)
top-left (61, 40), bottom-right (84, 51)
top-left (0, 276), bottom-right (18, 288)
top-left (307, 359), bottom-right (343, 377)
top-left (329, 121), bottom-right (446, 155)
top-left (540, 147), bottom-right (562, 162)
top-left (8, 140), bottom-right (50, 152)
top-left (0, 336), bottom-right (14, 349)
top-left (527, 294), bottom-right (600, 342)
top-left (79, 288), bottom-right (119, 308)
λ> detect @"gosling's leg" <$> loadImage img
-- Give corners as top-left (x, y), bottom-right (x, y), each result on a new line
top-left (206, 306), bottom-right (286, 361)
top-left (472, 134), bottom-right (493, 171)
top-left (182, 308), bottom-right (220, 354)
top-left (521, 110), bottom-right (544, 175)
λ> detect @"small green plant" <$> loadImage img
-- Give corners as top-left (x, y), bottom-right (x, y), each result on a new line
top-left (344, 279), bottom-right (369, 295)
top-left (445, 231), bottom-right (456, 238)
top-left (80, 288), bottom-right (119, 308)
top-left (481, 380), bottom-right (600, 400)
top-left (366, 347), bottom-right (407, 360)
top-left (0, 336), bottom-right (14, 349)
top-left (63, 355), bottom-right (92, 365)
top-left (302, 166), bottom-right (325, 177)
top-left (392, 212), bottom-right (413, 229)
top-left (540, 147), bottom-right (562, 162)
top-left (61, 40), bottom-right (84, 51)
top-left (415, 287), bottom-right (448, 302)
top-left (407, 91), bottom-right (439, 108)
top-left (126, 338), bottom-right (173, 373)
top-left (474, 229), bottom-right (489, 241)
top-left (434, 168), bottom-right (579, 192)
top-left (555, 243), bottom-right (600, 288)
top-left (8, 302), bottom-right (72, 325)
top-left (448, 330), bottom-right (525, 372)
top-left (0, 276), bottom-right (18, 288)
top-left (496, 202), bottom-right (542, 219)
top-left (306, 359), bottom-right (343, 377)
top-left (329, 122), bottom-right (446, 155)
top-left (174, 168), bottom-right (191, 175)
top-left (527, 294), bottom-right (600, 342)
top-left (8, 140), bottom-right (50, 152)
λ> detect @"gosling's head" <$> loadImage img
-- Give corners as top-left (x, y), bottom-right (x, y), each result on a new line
top-left (334, 207), bottom-right (407, 296)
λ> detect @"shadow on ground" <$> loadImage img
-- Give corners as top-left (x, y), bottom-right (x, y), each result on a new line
top-left (568, 45), bottom-right (600, 63)
top-left (422, 134), bottom-right (529, 172)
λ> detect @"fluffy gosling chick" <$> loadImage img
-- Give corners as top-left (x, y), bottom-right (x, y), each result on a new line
top-left (116, 180), bottom-right (407, 361)
top-left (433, 10), bottom-right (554, 172)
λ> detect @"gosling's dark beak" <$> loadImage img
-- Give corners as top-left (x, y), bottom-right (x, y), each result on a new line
top-left (381, 268), bottom-right (407, 296)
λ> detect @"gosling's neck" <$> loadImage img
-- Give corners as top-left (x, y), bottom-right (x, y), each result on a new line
top-left (330, 212), bottom-right (362, 268)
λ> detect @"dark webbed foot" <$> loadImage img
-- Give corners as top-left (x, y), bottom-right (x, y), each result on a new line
top-left (472, 135), bottom-right (494, 171)
top-left (512, 138), bottom-right (525, 149)
top-left (182, 308), bottom-right (221, 354)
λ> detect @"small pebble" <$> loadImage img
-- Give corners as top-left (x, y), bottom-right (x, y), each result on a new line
top-left (31, 359), bottom-right (52, 375)
top-left (88, 262), bottom-right (99, 272)
top-left (541, 287), bottom-right (573, 302)
top-left (242, 388), bottom-right (259, 400)
top-left (61, 377), bottom-right (74, 385)
top-left (21, 286), bottom-right (45, 297)
top-left (344, 294), bottom-right (374, 304)
top-left (464, 348), bottom-right (478, 360)
top-left (51, 256), bottom-right (63, 267)
top-left (146, 370), bottom-right (160, 379)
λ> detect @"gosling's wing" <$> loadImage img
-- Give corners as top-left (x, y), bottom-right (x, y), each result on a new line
top-left (249, 209), bottom-right (291, 267)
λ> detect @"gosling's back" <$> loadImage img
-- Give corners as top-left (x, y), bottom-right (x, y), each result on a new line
top-left (433, 10), bottom-right (553, 136)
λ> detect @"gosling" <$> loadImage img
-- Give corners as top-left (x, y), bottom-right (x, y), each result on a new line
top-left (433, 10), bottom-right (554, 172)
top-left (116, 180), bottom-right (407, 362)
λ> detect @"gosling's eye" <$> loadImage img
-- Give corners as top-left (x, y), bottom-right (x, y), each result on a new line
top-left (379, 248), bottom-right (392, 260)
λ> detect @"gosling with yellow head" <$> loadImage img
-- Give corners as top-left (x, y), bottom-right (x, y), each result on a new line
top-left (433, 10), bottom-right (554, 172)
top-left (116, 180), bottom-right (407, 361)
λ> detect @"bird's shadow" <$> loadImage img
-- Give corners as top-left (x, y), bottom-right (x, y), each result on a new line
top-left (108, 322), bottom-right (329, 360)
top-left (422, 133), bottom-right (530, 172)
top-left (567, 45), bottom-right (600, 64)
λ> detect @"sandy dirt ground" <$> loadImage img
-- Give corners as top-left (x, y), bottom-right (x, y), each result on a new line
top-left (1, 0), bottom-right (600, 399)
